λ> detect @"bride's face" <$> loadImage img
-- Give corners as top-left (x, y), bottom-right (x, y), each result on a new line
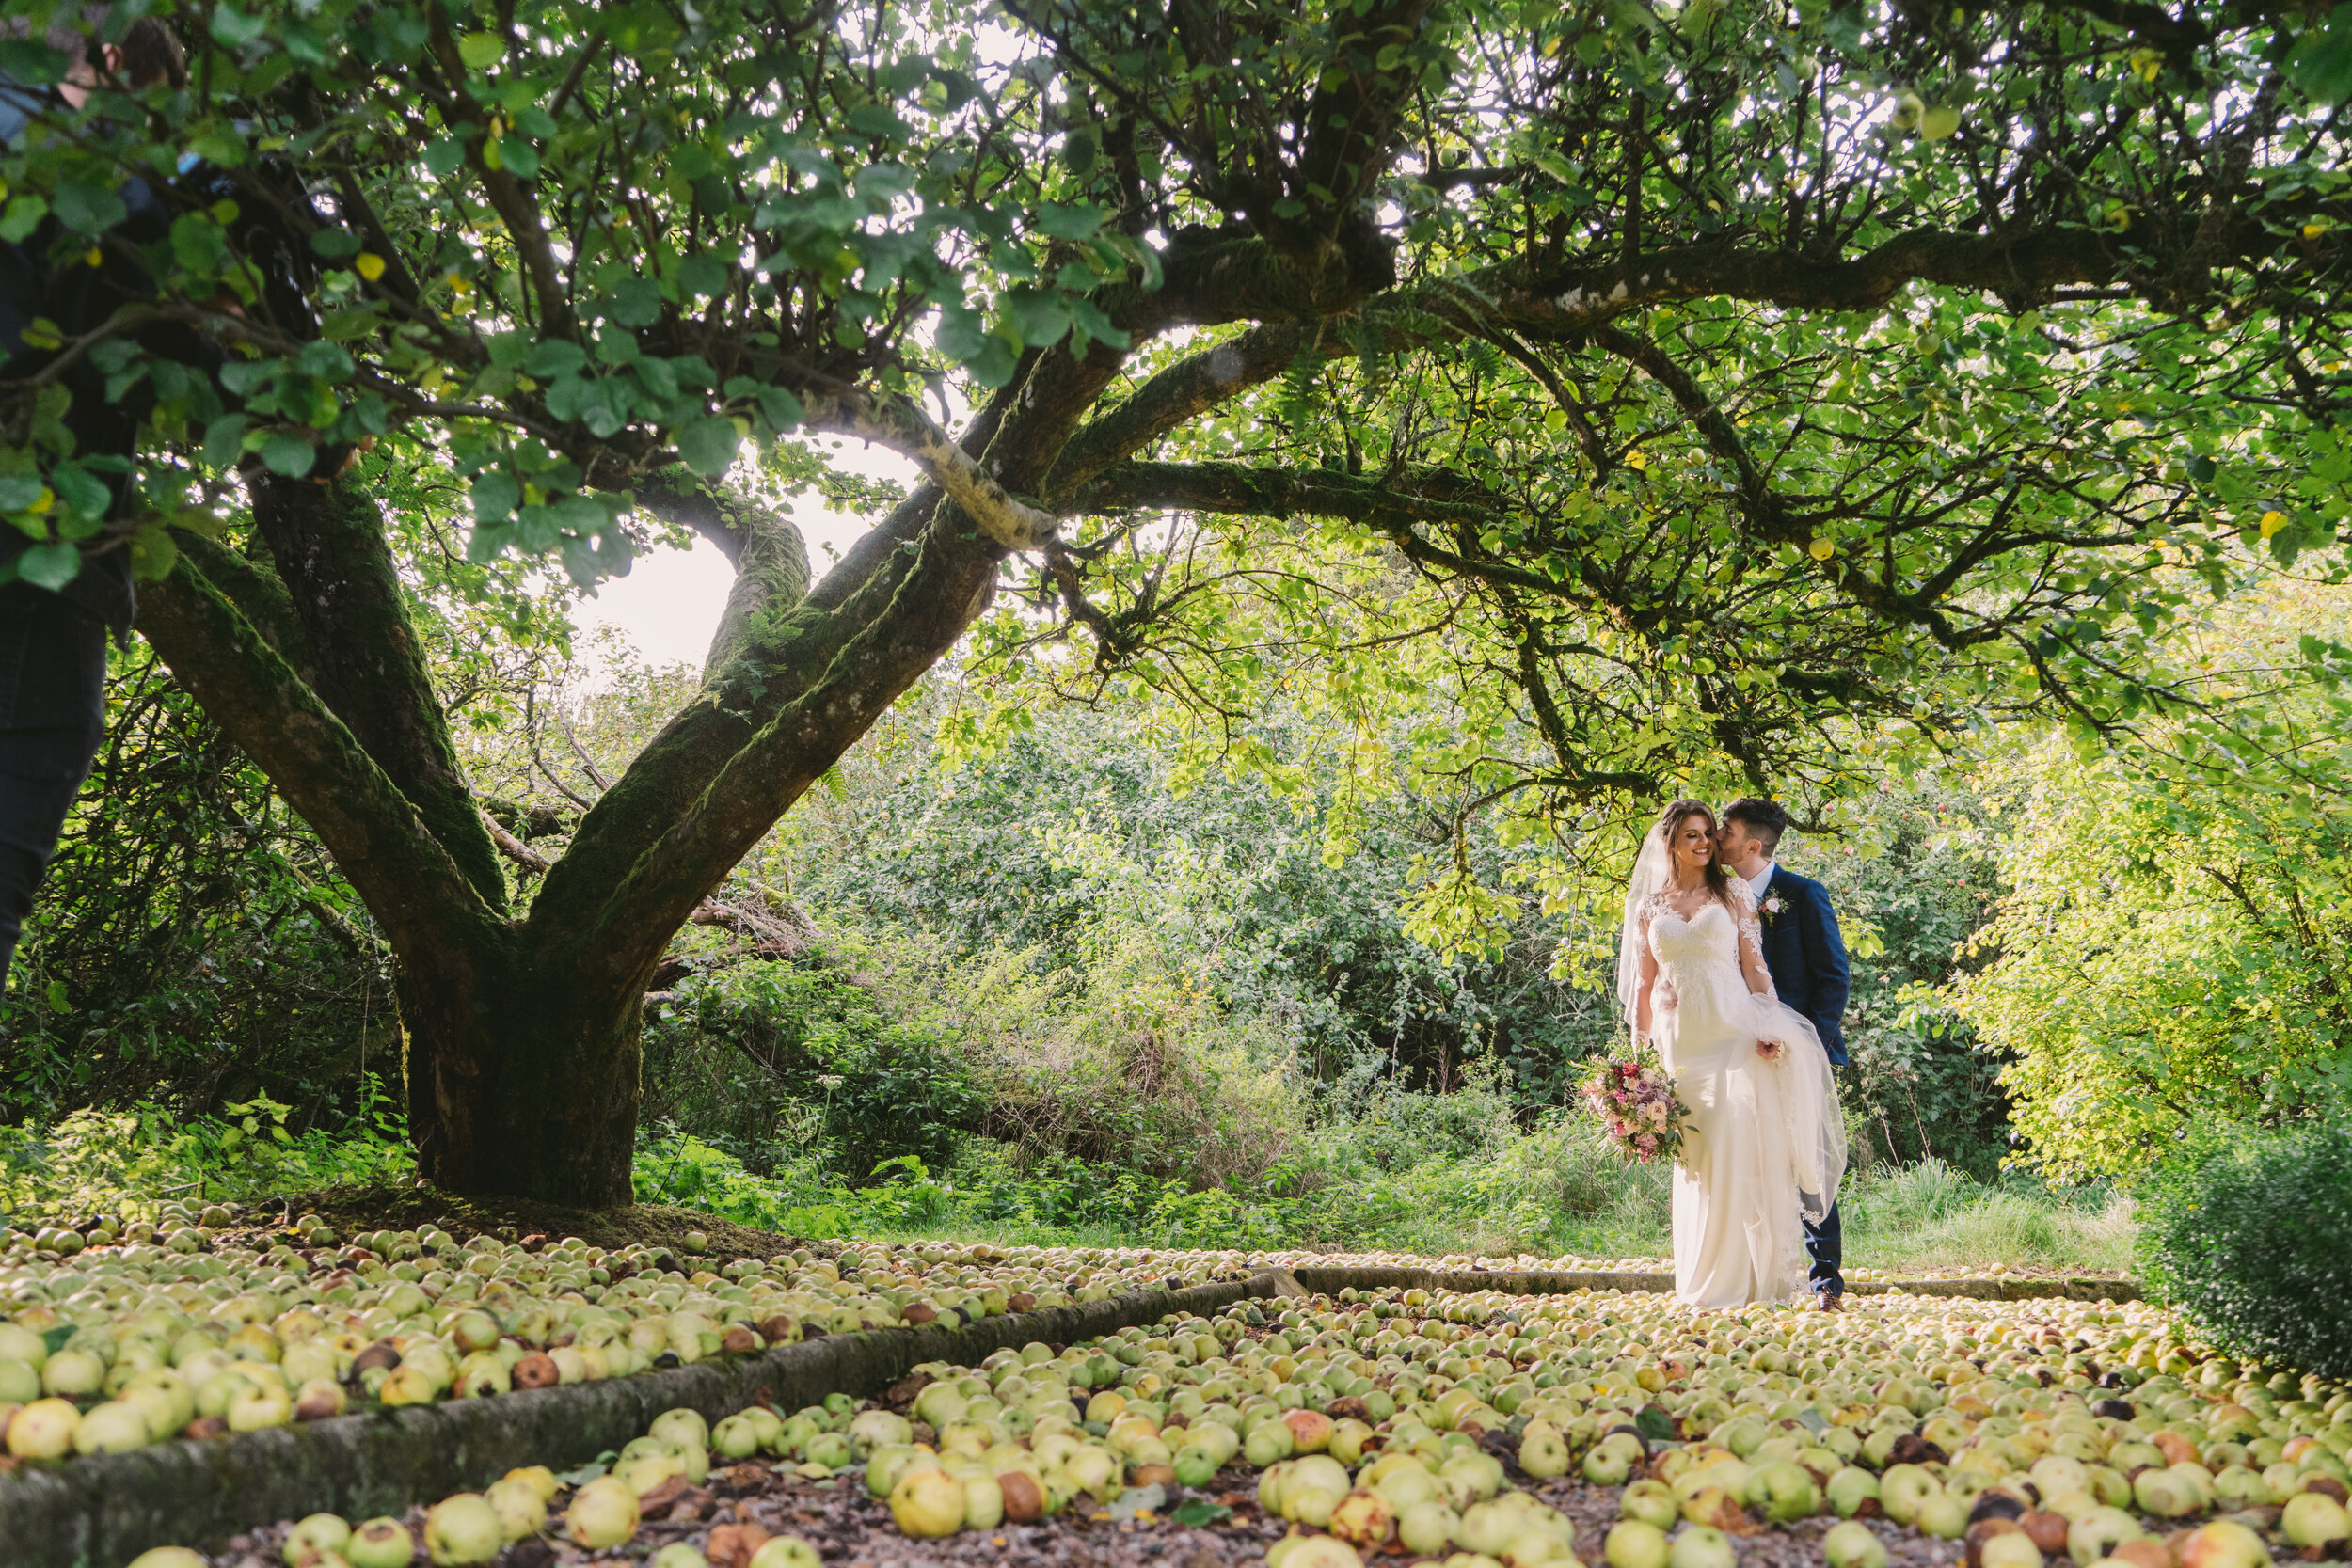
top-left (1672, 816), bottom-right (1716, 872)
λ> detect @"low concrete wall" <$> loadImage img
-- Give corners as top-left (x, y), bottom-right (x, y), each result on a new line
top-left (1281, 1266), bottom-right (2140, 1305)
top-left (0, 1274), bottom-right (1279, 1568)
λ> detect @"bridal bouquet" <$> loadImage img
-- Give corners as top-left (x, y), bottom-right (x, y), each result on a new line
top-left (1579, 1050), bottom-right (1692, 1166)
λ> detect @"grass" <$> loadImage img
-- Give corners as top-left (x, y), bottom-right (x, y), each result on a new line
top-left (1841, 1159), bottom-right (2136, 1275)
top-left (5, 1097), bottom-right (2138, 1278)
top-left (726, 1135), bottom-right (2137, 1277)
top-left (832, 1169), bottom-right (2136, 1276)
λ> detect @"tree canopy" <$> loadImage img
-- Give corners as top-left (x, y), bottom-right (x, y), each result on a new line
top-left (3, 0), bottom-right (2349, 1196)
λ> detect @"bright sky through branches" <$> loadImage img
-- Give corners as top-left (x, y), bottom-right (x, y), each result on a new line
top-left (578, 445), bottom-right (924, 674)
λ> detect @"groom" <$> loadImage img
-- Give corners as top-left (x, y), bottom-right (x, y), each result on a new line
top-left (1719, 797), bottom-right (1851, 1310)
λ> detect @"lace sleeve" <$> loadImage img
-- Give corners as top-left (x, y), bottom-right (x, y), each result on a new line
top-left (1727, 880), bottom-right (1772, 987)
top-left (1636, 891), bottom-right (1666, 944)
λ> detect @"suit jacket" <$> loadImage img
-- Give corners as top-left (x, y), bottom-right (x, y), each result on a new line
top-left (1756, 865), bottom-right (1851, 1067)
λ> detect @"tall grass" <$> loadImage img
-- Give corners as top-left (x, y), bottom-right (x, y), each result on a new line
top-left (1840, 1159), bottom-right (2135, 1274)
top-left (5, 1078), bottom-right (2137, 1278)
top-left (623, 1117), bottom-right (2137, 1275)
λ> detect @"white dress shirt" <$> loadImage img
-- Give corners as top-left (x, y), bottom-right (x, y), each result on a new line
top-left (1744, 861), bottom-right (1775, 902)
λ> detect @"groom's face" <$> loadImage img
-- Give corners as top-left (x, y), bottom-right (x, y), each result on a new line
top-left (1720, 819), bottom-right (1765, 865)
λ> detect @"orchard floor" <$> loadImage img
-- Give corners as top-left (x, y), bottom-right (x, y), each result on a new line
top-left (279, 1186), bottom-right (831, 1263)
top-left (15, 1201), bottom-right (2328, 1568)
top-left (188, 1456), bottom-right (1966, 1568)
top-left (267, 1181), bottom-right (2136, 1288)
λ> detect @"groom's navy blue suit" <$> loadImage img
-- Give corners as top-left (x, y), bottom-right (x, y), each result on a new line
top-left (1755, 863), bottom-right (1851, 1297)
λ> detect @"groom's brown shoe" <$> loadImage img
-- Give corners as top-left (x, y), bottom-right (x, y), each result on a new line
top-left (1813, 1291), bottom-right (1844, 1312)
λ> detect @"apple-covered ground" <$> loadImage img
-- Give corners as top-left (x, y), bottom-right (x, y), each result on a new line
top-left (48, 1241), bottom-right (2347, 1568)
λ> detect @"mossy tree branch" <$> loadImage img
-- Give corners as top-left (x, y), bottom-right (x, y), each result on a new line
top-left (135, 553), bottom-right (502, 959)
top-left (247, 474), bottom-right (508, 913)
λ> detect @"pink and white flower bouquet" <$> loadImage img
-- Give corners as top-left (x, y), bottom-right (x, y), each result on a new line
top-left (1578, 1048), bottom-right (1693, 1166)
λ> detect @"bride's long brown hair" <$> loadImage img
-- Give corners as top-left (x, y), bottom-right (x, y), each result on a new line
top-left (1657, 798), bottom-right (1735, 906)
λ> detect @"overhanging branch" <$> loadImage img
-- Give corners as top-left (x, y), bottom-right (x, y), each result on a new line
top-left (801, 389), bottom-right (1057, 550)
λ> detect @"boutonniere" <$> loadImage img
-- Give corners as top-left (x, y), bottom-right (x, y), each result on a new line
top-left (1761, 892), bottom-right (1788, 919)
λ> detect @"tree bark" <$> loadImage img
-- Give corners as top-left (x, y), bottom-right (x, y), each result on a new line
top-left (247, 475), bottom-right (508, 912)
top-left (395, 930), bottom-right (643, 1203)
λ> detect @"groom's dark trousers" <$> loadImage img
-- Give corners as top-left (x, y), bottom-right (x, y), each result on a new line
top-left (1755, 863), bottom-right (1851, 1297)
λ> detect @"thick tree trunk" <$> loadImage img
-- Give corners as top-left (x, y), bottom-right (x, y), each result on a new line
top-left (395, 930), bottom-right (644, 1205)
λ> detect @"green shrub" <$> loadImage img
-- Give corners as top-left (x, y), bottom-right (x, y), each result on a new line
top-left (644, 955), bottom-right (988, 1180)
top-left (0, 1077), bottom-right (413, 1222)
top-left (1953, 741), bottom-right (2352, 1181)
top-left (2137, 1119), bottom-right (2352, 1376)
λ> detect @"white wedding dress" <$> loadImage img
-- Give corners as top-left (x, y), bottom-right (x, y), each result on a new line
top-left (1625, 870), bottom-right (1847, 1308)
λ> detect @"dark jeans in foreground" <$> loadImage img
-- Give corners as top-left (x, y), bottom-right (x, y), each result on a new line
top-left (1806, 1198), bottom-right (1845, 1297)
top-left (0, 581), bottom-right (107, 991)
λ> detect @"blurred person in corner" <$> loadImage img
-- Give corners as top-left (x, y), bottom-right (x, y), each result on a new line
top-left (0, 12), bottom-right (187, 991)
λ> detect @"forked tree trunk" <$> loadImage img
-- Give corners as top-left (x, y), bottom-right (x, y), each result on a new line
top-left (136, 467), bottom-right (998, 1205)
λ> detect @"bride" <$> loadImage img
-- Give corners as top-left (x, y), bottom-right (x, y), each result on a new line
top-left (1617, 799), bottom-right (1847, 1307)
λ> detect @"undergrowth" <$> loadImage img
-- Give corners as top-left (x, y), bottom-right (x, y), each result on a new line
top-left (1, 1081), bottom-right (2131, 1275)
top-left (627, 1119), bottom-right (2132, 1272)
top-left (0, 1075), bottom-right (413, 1223)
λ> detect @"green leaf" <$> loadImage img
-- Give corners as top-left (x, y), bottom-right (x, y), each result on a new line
top-left (48, 463), bottom-right (110, 518)
top-left (2288, 5), bottom-right (2352, 103)
top-left (294, 341), bottom-right (356, 381)
top-left (1065, 296), bottom-right (1132, 353)
top-left (1170, 1499), bottom-right (1232, 1528)
top-left (855, 162), bottom-right (918, 201)
top-left (934, 304), bottom-right (988, 362)
top-left (421, 138), bottom-right (465, 177)
top-left (0, 40), bottom-right (70, 86)
top-left (0, 196), bottom-right (46, 244)
top-left (677, 254), bottom-right (730, 298)
top-left (51, 179), bottom-right (127, 236)
top-left (1004, 290), bottom-right (1070, 351)
top-left (260, 432), bottom-right (318, 478)
top-left (171, 214), bottom-right (232, 276)
top-left (675, 415), bottom-right (741, 476)
top-left (469, 471), bottom-right (521, 522)
top-left (845, 103), bottom-right (914, 138)
top-left (128, 523), bottom-right (178, 582)
top-left (962, 335), bottom-right (1018, 388)
top-left (202, 414), bottom-right (250, 470)
top-left (209, 5), bottom-right (269, 49)
top-left (605, 277), bottom-right (664, 328)
top-left (526, 340), bottom-right (590, 378)
top-left (188, 128), bottom-right (248, 168)
top-left (1037, 203), bottom-right (1107, 241)
top-left (457, 31), bottom-right (505, 71)
top-left (496, 137), bottom-right (541, 180)
top-left (14, 541), bottom-right (80, 590)
top-left (309, 228), bottom-right (363, 260)
top-left (320, 305), bottom-right (387, 341)
top-left (757, 386), bottom-right (804, 432)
